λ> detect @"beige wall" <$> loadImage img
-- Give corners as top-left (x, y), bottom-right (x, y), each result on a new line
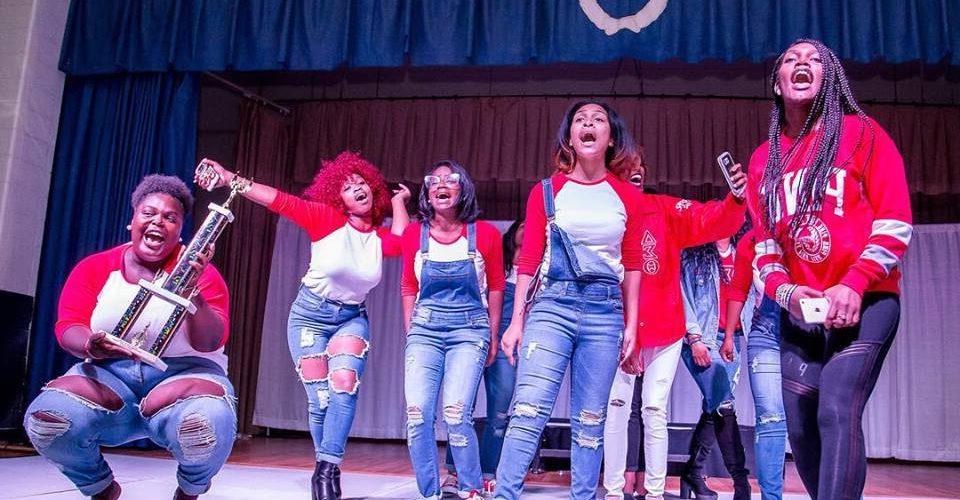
top-left (0, 0), bottom-right (69, 296)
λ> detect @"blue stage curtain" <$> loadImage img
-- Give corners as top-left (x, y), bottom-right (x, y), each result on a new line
top-left (27, 72), bottom-right (198, 400)
top-left (58, 0), bottom-right (960, 75)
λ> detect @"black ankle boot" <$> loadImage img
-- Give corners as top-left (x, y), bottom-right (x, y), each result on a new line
top-left (715, 406), bottom-right (751, 500)
top-left (312, 460), bottom-right (340, 500)
top-left (332, 463), bottom-right (342, 498)
top-left (680, 412), bottom-right (718, 499)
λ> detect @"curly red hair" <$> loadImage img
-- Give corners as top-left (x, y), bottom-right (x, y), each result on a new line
top-left (302, 151), bottom-right (392, 225)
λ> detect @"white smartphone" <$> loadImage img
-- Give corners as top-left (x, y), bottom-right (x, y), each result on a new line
top-left (799, 297), bottom-right (830, 324)
top-left (716, 152), bottom-right (744, 198)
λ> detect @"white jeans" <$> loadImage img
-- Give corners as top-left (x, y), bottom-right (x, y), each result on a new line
top-left (602, 338), bottom-right (683, 498)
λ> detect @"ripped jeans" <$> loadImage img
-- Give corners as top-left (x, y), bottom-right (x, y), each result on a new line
top-left (24, 357), bottom-right (236, 497)
top-left (747, 296), bottom-right (786, 500)
top-left (495, 281), bottom-right (623, 500)
top-left (287, 285), bottom-right (370, 465)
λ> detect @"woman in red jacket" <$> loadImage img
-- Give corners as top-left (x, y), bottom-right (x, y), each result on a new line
top-left (746, 39), bottom-right (912, 500)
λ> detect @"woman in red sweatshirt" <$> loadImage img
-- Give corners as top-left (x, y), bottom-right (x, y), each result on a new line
top-left (746, 39), bottom-right (912, 500)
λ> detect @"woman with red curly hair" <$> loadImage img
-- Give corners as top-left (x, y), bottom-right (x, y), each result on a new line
top-left (197, 152), bottom-right (410, 500)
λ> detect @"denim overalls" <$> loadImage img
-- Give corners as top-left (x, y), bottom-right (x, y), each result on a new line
top-left (495, 178), bottom-right (625, 500)
top-left (404, 222), bottom-right (491, 499)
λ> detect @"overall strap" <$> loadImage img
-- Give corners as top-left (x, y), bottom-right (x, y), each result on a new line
top-left (541, 178), bottom-right (556, 222)
top-left (418, 221), bottom-right (430, 258)
top-left (466, 222), bottom-right (477, 259)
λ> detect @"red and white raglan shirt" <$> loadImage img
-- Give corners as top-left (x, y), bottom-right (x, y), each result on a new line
top-left (516, 172), bottom-right (644, 286)
top-left (56, 244), bottom-right (230, 370)
top-left (634, 193), bottom-right (746, 347)
top-left (746, 115), bottom-right (913, 301)
top-left (400, 221), bottom-right (506, 306)
top-left (269, 191), bottom-right (402, 304)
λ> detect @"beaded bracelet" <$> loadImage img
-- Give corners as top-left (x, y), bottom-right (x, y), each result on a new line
top-left (775, 283), bottom-right (798, 310)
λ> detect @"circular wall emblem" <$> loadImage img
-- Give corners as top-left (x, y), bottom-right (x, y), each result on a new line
top-left (579, 0), bottom-right (669, 36)
top-left (793, 214), bottom-right (832, 263)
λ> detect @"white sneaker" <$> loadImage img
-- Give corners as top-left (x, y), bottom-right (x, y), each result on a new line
top-left (441, 474), bottom-right (460, 495)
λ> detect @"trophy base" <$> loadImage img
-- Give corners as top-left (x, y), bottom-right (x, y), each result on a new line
top-left (101, 334), bottom-right (169, 371)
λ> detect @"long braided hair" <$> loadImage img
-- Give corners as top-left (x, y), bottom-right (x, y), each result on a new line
top-left (761, 39), bottom-right (871, 237)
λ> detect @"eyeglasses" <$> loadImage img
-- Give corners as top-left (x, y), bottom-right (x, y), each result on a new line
top-left (424, 173), bottom-right (461, 187)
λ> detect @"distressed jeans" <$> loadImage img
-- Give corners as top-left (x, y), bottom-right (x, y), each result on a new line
top-left (405, 307), bottom-right (490, 498)
top-left (747, 296), bottom-right (786, 500)
top-left (495, 281), bottom-right (623, 500)
top-left (287, 285), bottom-right (370, 464)
top-left (25, 357), bottom-right (236, 497)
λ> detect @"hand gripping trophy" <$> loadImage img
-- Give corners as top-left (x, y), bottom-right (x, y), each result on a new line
top-left (101, 161), bottom-right (250, 370)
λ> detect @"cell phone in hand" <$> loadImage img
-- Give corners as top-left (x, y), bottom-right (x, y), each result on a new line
top-left (716, 152), bottom-right (744, 199)
top-left (799, 297), bottom-right (830, 324)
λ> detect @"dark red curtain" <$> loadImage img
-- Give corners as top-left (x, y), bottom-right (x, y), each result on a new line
top-left (209, 102), bottom-right (291, 434)
top-left (227, 95), bottom-right (959, 432)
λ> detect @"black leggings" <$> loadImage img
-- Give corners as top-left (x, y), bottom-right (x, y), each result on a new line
top-left (625, 373), bottom-right (645, 471)
top-left (780, 292), bottom-right (899, 500)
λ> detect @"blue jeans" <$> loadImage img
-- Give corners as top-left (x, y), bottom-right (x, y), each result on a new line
top-left (495, 281), bottom-right (623, 500)
top-left (747, 296), bottom-right (786, 500)
top-left (405, 307), bottom-right (490, 498)
top-left (24, 357), bottom-right (236, 496)
top-left (681, 330), bottom-right (742, 413)
top-left (287, 286), bottom-right (370, 464)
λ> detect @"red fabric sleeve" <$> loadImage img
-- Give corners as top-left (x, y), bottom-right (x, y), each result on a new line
top-left (477, 221), bottom-right (506, 292)
top-left (667, 194), bottom-right (746, 249)
top-left (197, 263), bottom-right (231, 348)
top-left (400, 223), bottom-right (422, 297)
top-left (55, 247), bottom-right (120, 343)
top-left (728, 230), bottom-right (755, 303)
top-left (516, 182), bottom-right (548, 276)
top-left (377, 227), bottom-right (403, 257)
top-left (268, 191), bottom-right (345, 241)
top-left (839, 120), bottom-right (914, 296)
top-left (613, 177), bottom-right (645, 271)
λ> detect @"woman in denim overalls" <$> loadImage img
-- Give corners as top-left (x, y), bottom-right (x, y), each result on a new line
top-left (401, 161), bottom-right (505, 500)
top-left (495, 101), bottom-right (644, 500)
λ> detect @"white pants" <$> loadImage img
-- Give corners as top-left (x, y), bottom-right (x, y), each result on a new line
top-left (602, 338), bottom-right (683, 498)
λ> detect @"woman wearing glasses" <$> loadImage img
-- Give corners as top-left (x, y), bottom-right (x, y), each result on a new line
top-left (194, 153), bottom-right (410, 500)
top-left (401, 160), bottom-right (505, 500)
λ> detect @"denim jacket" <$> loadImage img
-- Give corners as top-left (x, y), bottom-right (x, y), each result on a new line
top-left (679, 254), bottom-right (755, 350)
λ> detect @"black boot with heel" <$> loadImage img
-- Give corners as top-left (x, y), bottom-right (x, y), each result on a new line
top-left (679, 412), bottom-right (719, 499)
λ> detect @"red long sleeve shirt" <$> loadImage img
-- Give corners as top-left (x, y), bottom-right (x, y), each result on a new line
top-left (747, 115), bottom-right (913, 299)
top-left (635, 193), bottom-right (746, 347)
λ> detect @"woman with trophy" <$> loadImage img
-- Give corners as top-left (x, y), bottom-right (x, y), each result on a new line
top-left (196, 152), bottom-right (411, 500)
top-left (24, 174), bottom-right (236, 500)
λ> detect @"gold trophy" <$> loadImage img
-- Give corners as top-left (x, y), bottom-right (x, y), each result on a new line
top-left (101, 161), bottom-right (248, 371)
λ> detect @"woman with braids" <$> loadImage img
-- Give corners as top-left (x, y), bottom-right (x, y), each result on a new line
top-left (401, 160), bottom-right (505, 500)
top-left (494, 101), bottom-right (644, 500)
top-left (746, 39), bottom-right (912, 499)
top-left (196, 153), bottom-right (411, 500)
top-left (25, 175), bottom-right (234, 500)
top-left (676, 227), bottom-right (753, 500)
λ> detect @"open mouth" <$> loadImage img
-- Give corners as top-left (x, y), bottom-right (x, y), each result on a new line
top-left (791, 67), bottom-right (813, 86)
top-left (435, 191), bottom-right (452, 202)
top-left (142, 229), bottom-right (166, 249)
top-left (354, 191), bottom-right (369, 203)
top-left (579, 131), bottom-right (597, 146)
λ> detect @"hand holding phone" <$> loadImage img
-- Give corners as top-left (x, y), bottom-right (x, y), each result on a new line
top-left (799, 297), bottom-right (830, 324)
top-left (716, 152), bottom-right (745, 199)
